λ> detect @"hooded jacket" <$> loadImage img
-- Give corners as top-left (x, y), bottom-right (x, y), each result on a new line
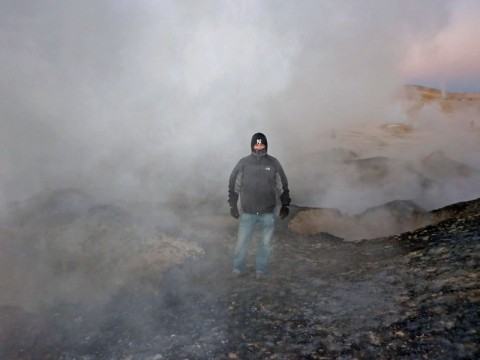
top-left (228, 133), bottom-right (290, 214)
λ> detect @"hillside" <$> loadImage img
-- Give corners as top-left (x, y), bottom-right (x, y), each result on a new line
top-left (401, 84), bottom-right (480, 117)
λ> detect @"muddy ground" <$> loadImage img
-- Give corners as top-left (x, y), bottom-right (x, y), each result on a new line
top-left (0, 194), bottom-right (479, 359)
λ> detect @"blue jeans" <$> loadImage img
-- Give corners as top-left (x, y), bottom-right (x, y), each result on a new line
top-left (233, 212), bottom-right (276, 274)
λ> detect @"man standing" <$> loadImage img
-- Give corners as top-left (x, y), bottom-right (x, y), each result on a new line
top-left (228, 132), bottom-right (291, 278)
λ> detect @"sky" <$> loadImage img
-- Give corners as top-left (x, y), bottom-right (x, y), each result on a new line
top-left (1, 0), bottom-right (480, 212)
top-left (402, 0), bottom-right (480, 92)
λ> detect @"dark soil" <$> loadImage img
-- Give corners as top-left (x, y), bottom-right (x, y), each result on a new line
top-left (0, 198), bottom-right (479, 359)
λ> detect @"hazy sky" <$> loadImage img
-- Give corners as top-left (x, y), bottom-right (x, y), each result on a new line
top-left (1, 0), bottom-right (479, 209)
top-left (402, 0), bottom-right (480, 92)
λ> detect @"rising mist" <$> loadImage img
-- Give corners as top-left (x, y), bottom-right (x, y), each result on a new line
top-left (3, 0), bottom-right (476, 213)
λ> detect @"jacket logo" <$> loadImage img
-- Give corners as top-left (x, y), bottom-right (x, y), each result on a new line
top-left (265, 167), bottom-right (271, 171)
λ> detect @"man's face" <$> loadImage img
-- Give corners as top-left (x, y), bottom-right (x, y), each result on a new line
top-left (253, 143), bottom-right (266, 151)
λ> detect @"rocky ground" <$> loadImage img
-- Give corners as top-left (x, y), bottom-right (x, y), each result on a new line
top-left (0, 192), bottom-right (479, 359)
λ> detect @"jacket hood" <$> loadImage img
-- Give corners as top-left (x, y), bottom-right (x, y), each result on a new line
top-left (251, 132), bottom-right (268, 153)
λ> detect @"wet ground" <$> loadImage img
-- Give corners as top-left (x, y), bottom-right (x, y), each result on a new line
top-left (1, 199), bottom-right (479, 359)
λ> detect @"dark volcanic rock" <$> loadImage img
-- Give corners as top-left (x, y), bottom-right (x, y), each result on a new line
top-left (0, 196), bottom-right (479, 359)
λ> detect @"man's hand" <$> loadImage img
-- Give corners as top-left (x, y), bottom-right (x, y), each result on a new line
top-left (230, 206), bottom-right (240, 219)
top-left (279, 206), bottom-right (289, 219)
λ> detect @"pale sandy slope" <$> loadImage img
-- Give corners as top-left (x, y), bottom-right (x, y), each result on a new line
top-left (286, 85), bottom-right (480, 237)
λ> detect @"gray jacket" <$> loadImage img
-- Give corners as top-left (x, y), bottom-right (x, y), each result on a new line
top-left (228, 152), bottom-right (290, 214)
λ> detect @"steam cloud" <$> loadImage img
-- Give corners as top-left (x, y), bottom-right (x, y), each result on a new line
top-left (3, 0), bottom-right (478, 213)
top-left (1, 1), bottom-right (480, 346)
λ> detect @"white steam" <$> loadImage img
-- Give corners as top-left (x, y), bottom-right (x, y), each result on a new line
top-left (1, 0), bottom-right (480, 320)
top-left (0, 0), bottom-right (478, 213)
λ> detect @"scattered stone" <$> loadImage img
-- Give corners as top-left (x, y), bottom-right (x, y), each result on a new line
top-left (0, 194), bottom-right (479, 358)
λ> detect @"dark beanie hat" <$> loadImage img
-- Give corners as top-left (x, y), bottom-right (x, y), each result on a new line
top-left (251, 132), bottom-right (268, 151)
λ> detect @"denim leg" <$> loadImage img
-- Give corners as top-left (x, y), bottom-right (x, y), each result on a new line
top-left (233, 213), bottom-right (256, 273)
top-left (255, 213), bottom-right (276, 274)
